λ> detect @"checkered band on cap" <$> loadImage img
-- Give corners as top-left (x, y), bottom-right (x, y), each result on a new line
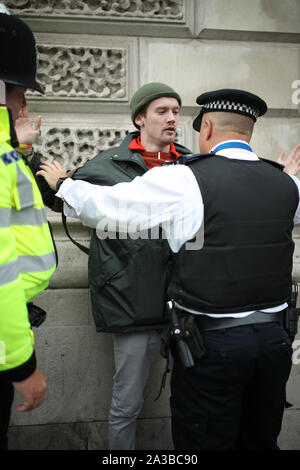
top-left (201, 100), bottom-right (260, 120)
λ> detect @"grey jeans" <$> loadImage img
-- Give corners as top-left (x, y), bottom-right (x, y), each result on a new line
top-left (108, 330), bottom-right (161, 450)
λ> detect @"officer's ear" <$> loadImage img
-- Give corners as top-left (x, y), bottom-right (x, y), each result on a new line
top-left (202, 117), bottom-right (213, 141)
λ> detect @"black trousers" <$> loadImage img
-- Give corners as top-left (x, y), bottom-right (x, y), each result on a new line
top-left (0, 376), bottom-right (14, 450)
top-left (170, 322), bottom-right (293, 450)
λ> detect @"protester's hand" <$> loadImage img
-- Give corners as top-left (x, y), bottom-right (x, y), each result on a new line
top-left (15, 106), bottom-right (42, 145)
top-left (278, 144), bottom-right (300, 176)
top-left (12, 368), bottom-right (46, 412)
top-left (36, 160), bottom-right (68, 190)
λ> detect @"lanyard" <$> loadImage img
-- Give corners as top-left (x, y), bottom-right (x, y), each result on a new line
top-left (212, 141), bottom-right (253, 154)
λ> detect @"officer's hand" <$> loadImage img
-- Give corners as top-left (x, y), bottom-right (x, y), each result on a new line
top-left (15, 105), bottom-right (42, 146)
top-left (12, 368), bottom-right (47, 412)
top-left (278, 144), bottom-right (300, 176)
top-left (36, 160), bottom-right (68, 190)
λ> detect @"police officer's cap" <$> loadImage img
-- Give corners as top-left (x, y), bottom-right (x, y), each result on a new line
top-left (193, 89), bottom-right (267, 132)
top-left (0, 9), bottom-right (43, 93)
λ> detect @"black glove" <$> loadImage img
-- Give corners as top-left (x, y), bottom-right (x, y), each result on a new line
top-left (27, 303), bottom-right (47, 328)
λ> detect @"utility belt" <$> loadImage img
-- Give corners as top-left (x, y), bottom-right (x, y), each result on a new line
top-left (155, 290), bottom-right (300, 400)
top-left (195, 310), bottom-right (284, 332)
top-left (162, 291), bottom-right (300, 369)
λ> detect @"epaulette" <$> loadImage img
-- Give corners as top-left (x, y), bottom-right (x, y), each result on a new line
top-left (259, 157), bottom-right (285, 171)
top-left (162, 153), bottom-right (212, 166)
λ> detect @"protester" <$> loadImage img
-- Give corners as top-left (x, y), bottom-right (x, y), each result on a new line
top-left (30, 82), bottom-right (191, 450)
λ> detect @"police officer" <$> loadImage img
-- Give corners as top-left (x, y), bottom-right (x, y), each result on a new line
top-left (0, 7), bottom-right (56, 449)
top-left (37, 88), bottom-right (300, 450)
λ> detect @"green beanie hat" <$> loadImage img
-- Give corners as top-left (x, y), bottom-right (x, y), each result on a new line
top-left (130, 82), bottom-right (182, 128)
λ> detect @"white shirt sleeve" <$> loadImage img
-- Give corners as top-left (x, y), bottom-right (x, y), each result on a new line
top-left (288, 174), bottom-right (300, 225)
top-left (57, 164), bottom-right (204, 253)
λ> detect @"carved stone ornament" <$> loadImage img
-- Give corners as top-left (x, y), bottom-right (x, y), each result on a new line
top-left (36, 127), bottom-right (130, 168)
top-left (6, 0), bottom-right (184, 20)
top-left (29, 44), bottom-right (127, 100)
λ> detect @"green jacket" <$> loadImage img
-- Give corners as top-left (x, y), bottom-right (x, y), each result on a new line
top-left (73, 131), bottom-right (191, 333)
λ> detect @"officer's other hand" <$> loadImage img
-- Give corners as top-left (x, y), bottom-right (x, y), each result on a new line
top-left (12, 368), bottom-right (47, 412)
top-left (36, 160), bottom-right (68, 190)
top-left (278, 144), bottom-right (300, 176)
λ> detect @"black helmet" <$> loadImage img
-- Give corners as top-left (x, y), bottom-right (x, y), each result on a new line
top-left (0, 11), bottom-right (43, 93)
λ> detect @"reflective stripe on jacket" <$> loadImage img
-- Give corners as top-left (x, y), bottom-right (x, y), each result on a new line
top-left (0, 106), bottom-right (56, 373)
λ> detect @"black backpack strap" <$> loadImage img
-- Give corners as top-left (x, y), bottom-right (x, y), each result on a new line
top-left (62, 212), bottom-right (89, 255)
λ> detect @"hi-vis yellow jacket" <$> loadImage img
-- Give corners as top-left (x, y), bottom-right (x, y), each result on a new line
top-left (0, 106), bottom-right (56, 376)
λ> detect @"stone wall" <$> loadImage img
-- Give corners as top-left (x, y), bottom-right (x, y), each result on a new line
top-left (5, 0), bottom-right (300, 450)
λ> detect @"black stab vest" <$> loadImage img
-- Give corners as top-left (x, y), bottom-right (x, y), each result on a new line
top-left (168, 154), bottom-right (299, 313)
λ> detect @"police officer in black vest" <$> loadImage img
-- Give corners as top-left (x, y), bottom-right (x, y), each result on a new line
top-left (37, 88), bottom-right (300, 450)
top-left (168, 89), bottom-right (300, 450)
